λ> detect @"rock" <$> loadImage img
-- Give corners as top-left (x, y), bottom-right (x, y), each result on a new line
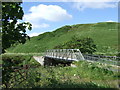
top-left (71, 64), bottom-right (77, 67)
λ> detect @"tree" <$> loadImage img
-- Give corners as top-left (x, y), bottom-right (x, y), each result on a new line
top-left (2, 2), bottom-right (32, 53)
top-left (54, 36), bottom-right (97, 54)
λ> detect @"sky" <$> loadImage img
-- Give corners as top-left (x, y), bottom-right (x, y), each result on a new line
top-left (21, 1), bottom-right (118, 37)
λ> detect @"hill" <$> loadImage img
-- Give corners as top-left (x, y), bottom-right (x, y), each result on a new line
top-left (7, 22), bottom-right (118, 55)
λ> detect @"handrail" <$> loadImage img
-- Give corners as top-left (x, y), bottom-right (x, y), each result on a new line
top-left (45, 49), bottom-right (85, 61)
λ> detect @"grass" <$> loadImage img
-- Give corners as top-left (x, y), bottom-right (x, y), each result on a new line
top-left (2, 54), bottom-right (119, 88)
top-left (14, 61), bottom-right (119, 88)
top-left (6, 22), bottom-right (119, 55)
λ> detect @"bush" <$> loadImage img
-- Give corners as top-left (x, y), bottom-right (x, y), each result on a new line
top-left (2, 54), bottom-right (40, 88)
top-left (54, 36), bottom-right (97, 54)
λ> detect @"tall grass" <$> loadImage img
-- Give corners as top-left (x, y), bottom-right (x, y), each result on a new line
top-left (2, 54), bottom-right (119, 88)
top-left (13, 60), bottom-right (119, 88)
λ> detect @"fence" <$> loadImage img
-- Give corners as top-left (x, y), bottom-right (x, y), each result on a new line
top-left (83, 54), bottom-right (120, 66)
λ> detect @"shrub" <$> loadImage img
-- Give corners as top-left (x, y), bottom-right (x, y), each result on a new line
top-left (2, 54), bottom-right (39, 88)
top-left (54, 36), bottom-right (97, 54)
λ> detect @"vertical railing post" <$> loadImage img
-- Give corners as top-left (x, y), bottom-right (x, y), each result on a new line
top-left (50, 50), bottom-right (51, 56)
top-left (51, 50), bottom-right (52, 56)
top-left (47, 50), bottom-right (48, 56)
top-left (66, 49), bottom-right (70, 60)
top-left (70, 49), bottom-right (72, 59)
top-left (71, 49), bottom-right (74, 60)
top-left (53, 49), bottom-right (54, 57)
top-left (51, 49), bottom-right (52, 57)
top-left (61, 49), bottom-right (64, 59)
top-left (59, 49), bottom-right (60, 58)
top-left (57, 49), bottom-right (58, 58)
top-left (45, 50), bottom-right (47, 56)
top-left (62, 49), bottom-right (65, 59)
top-left (55, 49), bottom-right (57, 58)
top-left (49, 50), bottom-right (51, 56)
top-left (52, 49), bottom-right (53, 57)
top-left (66, 49), bottom-right (68, 60)
top-left (78, 49), bottom-right (85, 60)
top-left (59, 49), bottom-right (61, 58)
top-left (48, 50), bottom-right (49, 56)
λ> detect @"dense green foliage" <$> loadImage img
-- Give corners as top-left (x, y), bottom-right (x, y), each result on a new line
top-left (7, 22), bottom-right (118, 55)
top-left (2, 54), bottom-right (39, 88)
top-left (54, 37), bottom-right (96, 54)
top-left (2, 54), bottom-right (119, 88)
top-left (2, 2), bottom-right (32, 53)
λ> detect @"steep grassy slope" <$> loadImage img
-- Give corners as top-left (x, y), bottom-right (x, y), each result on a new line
top-left (7, 22), bottom-right (118, 55)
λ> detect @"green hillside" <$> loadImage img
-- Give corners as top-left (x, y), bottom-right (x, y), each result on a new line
top-left (7, 22), bottom-right (118, 55)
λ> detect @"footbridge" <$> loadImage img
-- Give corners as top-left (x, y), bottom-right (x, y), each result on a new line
top-left (33, 49), bottom-right (120, 68)
top-left (44, 49), bottom-right (85, 62)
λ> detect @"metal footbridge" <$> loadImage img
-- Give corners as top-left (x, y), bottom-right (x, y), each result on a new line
top-left (33, 49), bottom-right (119, 72)
top-left (44, 49), bottom-right (85, 61)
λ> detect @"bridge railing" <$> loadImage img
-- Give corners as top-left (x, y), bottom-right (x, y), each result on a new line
top-left (45, 49), bottom-right (120, 66)
top-left (45, 49), bottom-right (85, 61)
top-left (83, 54), bottom-right (120, 66)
